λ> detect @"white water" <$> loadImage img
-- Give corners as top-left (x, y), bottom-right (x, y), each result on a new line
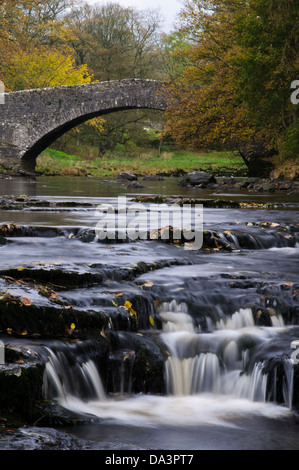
top-left (159, 302), bottom-right (276, 401)
top-left (43, 301), bottom-right (293, 428)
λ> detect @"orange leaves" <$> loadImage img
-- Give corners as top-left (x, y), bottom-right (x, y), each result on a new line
top-left (164, 0), bottom-right (295, 155)
top-left (20, 297), bottom-right (32, 306)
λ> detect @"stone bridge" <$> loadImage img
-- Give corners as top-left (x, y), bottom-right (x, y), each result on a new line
top-left (0, 79), bottom-right (167, 174)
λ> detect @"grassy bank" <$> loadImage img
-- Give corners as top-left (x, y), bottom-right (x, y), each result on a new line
top-left (36, 148), bottom-right (247, 177)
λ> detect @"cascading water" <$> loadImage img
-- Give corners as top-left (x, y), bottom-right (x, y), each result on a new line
top-left (42, 298), bottom-right (294, 431)
top-left (43, 347), bottom-right (106, 404)
top-left (158, 300), bottom-right (291, 406)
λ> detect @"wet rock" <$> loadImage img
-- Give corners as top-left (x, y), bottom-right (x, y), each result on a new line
top-left (0, 293), bottom-right (109, 338)
top-left (117, 172), bottom-right (138, 181)
top-left (256, 182), bottom-right (275, 192)
top-left (179, 171), bottom-right (217, 187)
top-left (127, 181), bottom-right (146, 189)
top-left (0, 426), bottom-right (144, 450)
top-left (0, 362), bottom-right (44, 423)
top-left (131, 195), bottom-right (240, 208)
top-left (109, 333), bottom-right (167, 395)
top-left (0, 267), bottom-right (104, 289)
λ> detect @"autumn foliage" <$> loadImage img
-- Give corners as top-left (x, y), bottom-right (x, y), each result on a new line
top-left (164, 0), bottom-right (299, 171)
top-left (0, 0), bottom-right (93, 90)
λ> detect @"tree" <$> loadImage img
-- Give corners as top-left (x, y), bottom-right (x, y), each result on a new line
top-left (0, 0), bottom-right (84, 90)
top-left (65, 2), bottom-right (163, 81)
top-left (164, 0), bottom-right (299, 176)
top-left (60, 2), bottom-right (165, 152)
top-left (4, 46), bottom-right (92, 90)
top-left (0, 0), bottom-right (166, 156)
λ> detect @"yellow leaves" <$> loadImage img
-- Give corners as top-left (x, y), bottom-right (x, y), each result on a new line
top-left (113, 299), bottom-right (138, 318)
top-left (124, 301), bottom-right (137, 317)
top-left (149, 315), bottom-right (155, 327)
top-left (6, 327), bottom-right (27, 336)
top-left (66, 322), bottom-right (76, 336)
top-left (6, 46), bottom-right (93, 91)
top-left (38, 286), bottom-right (59, 301)
top-left (87, 117), bottom-right (106, 134)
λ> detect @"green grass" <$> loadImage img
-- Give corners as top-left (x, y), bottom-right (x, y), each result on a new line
top-left (36, 148), bottom-right (247, 177)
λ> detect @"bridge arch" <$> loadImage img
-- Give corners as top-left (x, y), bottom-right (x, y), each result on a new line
top-left (0, 79), bottom-right (167, 174)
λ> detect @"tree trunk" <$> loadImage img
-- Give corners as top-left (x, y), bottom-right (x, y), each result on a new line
top-left (238, 142), bottom-right (277, 178)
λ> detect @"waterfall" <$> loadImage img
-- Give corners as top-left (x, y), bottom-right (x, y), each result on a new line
top-left (159, 301), bottom-right (292, 407)
top-left (42, 300), bottom-right (294, 420)
top-left (43, 347), bottom-right (106, 404)
top-left (160, 303), bottom-right (222, 396)
top-left (216, 307), bottom-right (254, 330)
top-left (282, 359), bottom-right (294, 410)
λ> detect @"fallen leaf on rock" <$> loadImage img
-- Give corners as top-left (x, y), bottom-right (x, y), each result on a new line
top-left (20, 297), bottom-right (32, 306)
top-left (141, 281), bottom-right (154, 288)
top-left (124, 300), bottom-right (137, 317)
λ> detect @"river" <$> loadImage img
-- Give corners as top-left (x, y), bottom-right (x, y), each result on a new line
top-left (0, 175), bottom-right (298, 451)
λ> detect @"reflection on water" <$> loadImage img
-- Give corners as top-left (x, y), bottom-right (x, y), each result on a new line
top-left (1, 175), bottom-right (299, 204)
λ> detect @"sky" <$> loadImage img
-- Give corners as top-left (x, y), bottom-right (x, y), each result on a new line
top-left (87, 0), bottom-right (183, 32)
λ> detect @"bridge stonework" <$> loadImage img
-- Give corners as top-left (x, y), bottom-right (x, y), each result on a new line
top-left (0, 79), bottom-right (167, 174)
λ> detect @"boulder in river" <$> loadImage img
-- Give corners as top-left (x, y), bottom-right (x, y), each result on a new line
top-left (178, 171), bottom-right (217, 188)
top-left (127, 181), bottom-right (146, 189)
top-left (117, 172), bottom-right (138, 181)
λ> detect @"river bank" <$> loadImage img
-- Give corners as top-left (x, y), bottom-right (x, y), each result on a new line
top-left (34, 148), bottom-right (247, 178)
